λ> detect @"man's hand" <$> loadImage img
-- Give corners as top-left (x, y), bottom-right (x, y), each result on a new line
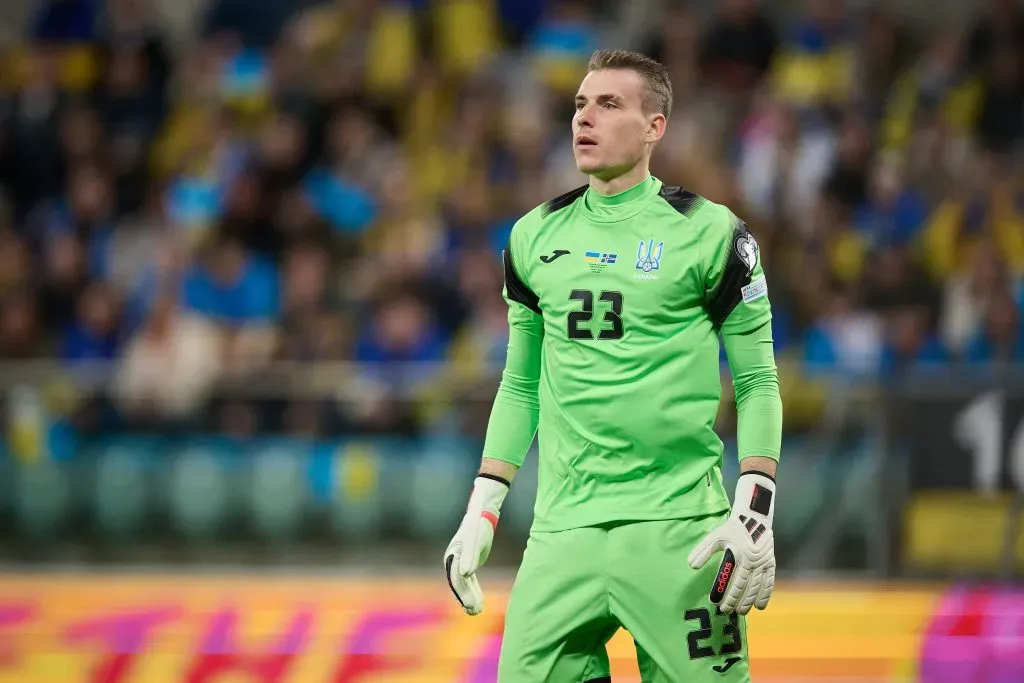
top-left (443, 474), bottom-right (510, 616)
top-left (688, 471), bottom-right (776, 615)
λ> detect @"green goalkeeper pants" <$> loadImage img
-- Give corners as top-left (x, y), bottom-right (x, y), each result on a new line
top-left (496, 512), bottom-right (751, 683)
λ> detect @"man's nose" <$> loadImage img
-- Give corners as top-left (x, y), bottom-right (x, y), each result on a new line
top-left (576, 108), bottom-right (593, 128)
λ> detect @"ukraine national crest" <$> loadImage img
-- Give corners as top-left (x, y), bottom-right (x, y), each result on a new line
top-left (635, 239), bottom-right (664, 273)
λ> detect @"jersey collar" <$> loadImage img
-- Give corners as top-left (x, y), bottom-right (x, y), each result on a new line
top-left (581, 175), bottom-right (661, 223)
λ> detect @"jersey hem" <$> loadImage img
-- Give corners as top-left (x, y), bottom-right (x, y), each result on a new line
top-left (528, 500), bottom-right (732, 533)
top-left (481, 451), bottom-right (528, 468)
top-left (737, 451), bottom-right (781, 462)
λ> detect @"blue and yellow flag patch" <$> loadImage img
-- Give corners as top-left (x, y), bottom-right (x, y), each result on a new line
top-left (584, 251), bottom-right (617, 264)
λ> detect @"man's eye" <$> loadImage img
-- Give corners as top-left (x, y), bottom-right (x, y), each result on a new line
top-left (602, 102), bottom-right (617, 109)
top-left (575, 102), bottom-right (585, 111)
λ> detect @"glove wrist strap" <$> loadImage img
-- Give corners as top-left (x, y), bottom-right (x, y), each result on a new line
top-left (468, 475), bottom-right (510, 530)
top-left (734, 470), bottom-right (776, 525)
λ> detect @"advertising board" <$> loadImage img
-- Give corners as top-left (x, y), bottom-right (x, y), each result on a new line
top-left (1, 575), bottom-right (1020, 682)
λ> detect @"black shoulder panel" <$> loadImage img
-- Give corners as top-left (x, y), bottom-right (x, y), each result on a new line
top-left (503, 246), bottom-right (542, 315)
top-left (543, 184), bottom-right (588, 216)
top-left (707, 215), bottom-right (759, 328)
top-left (657, 185), bottom-right (704, 218)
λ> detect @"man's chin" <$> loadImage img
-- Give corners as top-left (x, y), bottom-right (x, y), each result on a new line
top-left (575, 159), bottom-right (606, 176)
top-left (577, 163), bottom-right (630, 182)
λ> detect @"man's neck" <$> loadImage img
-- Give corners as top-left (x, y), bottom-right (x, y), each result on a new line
top-left (589, 163), bottom-right (651, 196)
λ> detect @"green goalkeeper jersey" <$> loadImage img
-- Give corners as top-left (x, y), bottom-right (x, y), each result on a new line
top-left (483, 175), bottom-right (781, 532)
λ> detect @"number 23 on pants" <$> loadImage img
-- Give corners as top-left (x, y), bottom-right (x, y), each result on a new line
top-left (497, 518), bottom-right (751, 682)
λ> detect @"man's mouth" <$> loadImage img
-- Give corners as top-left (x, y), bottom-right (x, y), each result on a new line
top-left (576, 135), bottom-right (597, 147)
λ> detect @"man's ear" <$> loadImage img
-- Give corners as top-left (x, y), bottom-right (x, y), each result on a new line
top-left (646, 113), bottom-right (668, 144)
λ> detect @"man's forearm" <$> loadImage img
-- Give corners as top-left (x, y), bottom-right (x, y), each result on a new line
top-left (480, 457), bottom-right (520, 483)
top-left (723, 319), bottom-right (783, 467)
top-left (480, 374), bottom-right (539, 472)
top-left (740, 456), bottom-right (777, 478)
top-left (479, 320), bottom-right (543, 473)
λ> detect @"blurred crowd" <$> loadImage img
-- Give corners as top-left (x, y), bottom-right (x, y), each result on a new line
top-left (0, 0), bottom-right (1023, 439)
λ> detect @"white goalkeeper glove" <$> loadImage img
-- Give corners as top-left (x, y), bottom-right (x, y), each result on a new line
top-left (688, 471), bottom-right (777, 615)
top-left (443, 474), bottom-right (510, 616)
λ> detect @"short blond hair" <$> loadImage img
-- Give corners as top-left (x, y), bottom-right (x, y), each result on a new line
top-left (587, 49), bottom-right (673, 119)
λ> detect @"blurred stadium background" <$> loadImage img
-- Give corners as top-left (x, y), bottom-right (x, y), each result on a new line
top-left (0, 0), bottom-right (1022, 680)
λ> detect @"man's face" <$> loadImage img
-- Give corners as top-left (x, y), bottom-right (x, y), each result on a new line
top-left (572, 69), bottom-right (662, 179)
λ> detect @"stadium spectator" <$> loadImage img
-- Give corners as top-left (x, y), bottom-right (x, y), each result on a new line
top-left (112, 292), bottom-right (223, 422)
top-left (965, 0), bottom-right (1024, 75)
top-left (59, 281), bottom-right (122, 364)
top-left (700, 0), bottom-right (778, 95)
top-left (965, 283), bottom-right (1024, 362)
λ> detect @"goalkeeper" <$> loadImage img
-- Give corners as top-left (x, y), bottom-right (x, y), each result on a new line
top-left (444, 49), bottom-right (781, 683)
